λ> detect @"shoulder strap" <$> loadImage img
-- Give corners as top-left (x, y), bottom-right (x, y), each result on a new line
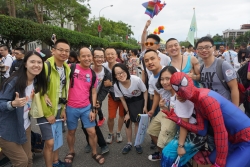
top-left (89, 68), bottom-right (96, 110)
top-left (216, 59), bottom-right (229, 90)
top-left (69, 63), bottom-right (76, 88)
top-left (45, 61), bottom-right (51, 82)
top-left (200, 64), bottom-right (204, 82)
top-left (141, 58), bottom-right (149, 89)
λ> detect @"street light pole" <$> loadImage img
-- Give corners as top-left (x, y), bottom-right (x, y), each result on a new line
top-left (99, 5), bottom-right (113, 38)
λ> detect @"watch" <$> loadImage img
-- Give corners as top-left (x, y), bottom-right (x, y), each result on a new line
top-left (178, 144), bottom-right (184, 148)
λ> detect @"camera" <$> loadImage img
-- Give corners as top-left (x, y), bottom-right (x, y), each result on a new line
top-left (58, 98), bottom-right (67, 104)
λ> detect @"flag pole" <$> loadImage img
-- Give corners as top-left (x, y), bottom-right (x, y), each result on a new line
top-left (194, 7), bottom-right (197, 45)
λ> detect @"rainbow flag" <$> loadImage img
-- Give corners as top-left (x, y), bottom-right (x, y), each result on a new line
top-left (142, 0), bottom-right (166, 18)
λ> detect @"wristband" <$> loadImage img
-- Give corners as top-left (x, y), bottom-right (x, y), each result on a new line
top-left (177, 118), bottom-right (181, 125)
top-left (178, 144), bottom-right (184, 148)
top-left (11, 101), bottom-right (14, 108)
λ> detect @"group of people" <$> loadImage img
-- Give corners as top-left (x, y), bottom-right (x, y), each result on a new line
top-left (0, 18), bottom-right (250, 167)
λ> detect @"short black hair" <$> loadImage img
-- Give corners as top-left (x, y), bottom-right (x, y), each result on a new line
top-left (111, 63), bottom-right (130, 84)
top-left (241, 42), bottom-right (247, 48)
top-left (147, 34), bottom-right (160, 43)
top-left (14, 47), bottom-right (25, 54)
top-left (132, 49), bottom-right (138, 56)
top-left (166, 38), bottom-right (178, 45)
top-left (54, 39), bottom-right (70, 48)
top-left (156, 66), bottom-right (177, 89)
top-left (195, 36), bottom-right (214, 48)
top-left (188, 45), bottom-right (193, 49)
top-left (105, 47), bottom-right (117, 54)
top-left (144, 49), bottom-right (158, 55)
top-left (0, 45), bottom-right (9, 51)
top-left (92, 47), bottom-right (105, 56)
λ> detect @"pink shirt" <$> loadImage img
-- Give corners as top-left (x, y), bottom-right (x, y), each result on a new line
top-left (68, 64), bottom-right (97, 108)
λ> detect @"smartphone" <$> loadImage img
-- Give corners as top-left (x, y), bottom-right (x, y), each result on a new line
top-left (124, 119), bottom-right (130, 128)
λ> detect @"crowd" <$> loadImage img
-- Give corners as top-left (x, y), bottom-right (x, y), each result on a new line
top-left (0, 19), bottom-right (250, 167)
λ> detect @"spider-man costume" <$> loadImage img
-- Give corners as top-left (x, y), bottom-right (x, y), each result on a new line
top-left (164, 72), bottom-right (250, 167)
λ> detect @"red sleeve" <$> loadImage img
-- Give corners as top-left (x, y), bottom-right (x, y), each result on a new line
top-left (200, 97), bottom-right (228, 167)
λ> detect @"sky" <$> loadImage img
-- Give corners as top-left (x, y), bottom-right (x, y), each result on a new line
top-left (86, 0), bottom-right (250, 42)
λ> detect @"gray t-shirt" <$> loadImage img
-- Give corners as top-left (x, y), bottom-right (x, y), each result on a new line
top-left (200, 58), bottom-right (237, 101)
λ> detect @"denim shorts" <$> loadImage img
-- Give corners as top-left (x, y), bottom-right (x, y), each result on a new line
top-left (37, 109), bottom-right (61, 140)
top-left (66, 104), bottom-right (96, 130)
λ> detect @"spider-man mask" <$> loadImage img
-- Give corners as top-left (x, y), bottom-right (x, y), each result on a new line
top-left (170, 72), bottom-right (195, 99)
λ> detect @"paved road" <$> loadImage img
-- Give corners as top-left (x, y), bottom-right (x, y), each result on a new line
top-left (30, 97), bottom-right (159, 167)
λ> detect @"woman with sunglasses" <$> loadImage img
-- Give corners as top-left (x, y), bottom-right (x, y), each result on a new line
top-left (155, 66), bottom-right (206, 167)
top-left (112, 63), bottom-right (148, 154)
top-left (0, 51), bottom-right (47, 167)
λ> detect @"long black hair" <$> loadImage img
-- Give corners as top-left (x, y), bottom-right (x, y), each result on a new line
top-left (0, 51), bottom-right (48, 96)
top-left (156, 66), bottom-right (177, 89)
top-left (112, 63), bottom-right (130, 84)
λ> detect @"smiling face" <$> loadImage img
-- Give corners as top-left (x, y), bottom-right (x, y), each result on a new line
top-left (160, 70), bottom-right (173, 91)
top-left (93, 50), bottom-right (105, 66)
top-left (25, 54), bottom-right (43, 77)
top-left (166, 40), bottom-right (181, 57)
top-left (144, 51), bottom-right (161, 72)
top-left (196, 41), bottom-right (214, 59)
top-left (52, 42), bottom-right (70, 62)
top-left (114, 67), bottom-right (127, 82)
top-left (105, 48), bottom-right (117, 63)
top-left (78, 47), bottom-right (92, 68)
top-left (145, 38), bottom-right (160, 50)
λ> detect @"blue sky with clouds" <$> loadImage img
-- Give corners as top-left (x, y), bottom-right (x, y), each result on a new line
top-left (87, 0), bottom-right (250, 42)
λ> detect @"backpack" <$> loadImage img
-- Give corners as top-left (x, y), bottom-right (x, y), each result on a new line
top-left (31, 131), bottom-right (44, 153)
top-left (69, 63), bottom-right (96, 109)
top-left (237, 61), bottom-right (250, 89)
top-left (200, 58), bottom-right (245, 104)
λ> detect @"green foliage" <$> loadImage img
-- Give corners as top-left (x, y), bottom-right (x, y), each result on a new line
top-left (108, 42), bottom-right (140, 50)
top-left (236, 31), bottom-right (250, 44)
top-left (212, 34), bottom-right (223, 42)
top-left (0, 15), bottom-right (109, 48)
top-left (179, 41), bottom-right (191, 48)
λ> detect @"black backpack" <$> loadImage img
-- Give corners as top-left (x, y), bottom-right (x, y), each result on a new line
top-left (31, 131), bottom-right (44, 153)
top-left (237, 61), bottom-right (250, 89)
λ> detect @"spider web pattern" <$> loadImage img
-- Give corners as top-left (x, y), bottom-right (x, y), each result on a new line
top-left (170, 72), bottom-right (194, 99)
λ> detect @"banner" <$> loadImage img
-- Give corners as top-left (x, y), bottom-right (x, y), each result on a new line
top-left (134, 114), bottom-right (149, 146)
top-left (52, 121), bottom-right (63, 151)
top-left (187, 9), bottom-right (197, 46)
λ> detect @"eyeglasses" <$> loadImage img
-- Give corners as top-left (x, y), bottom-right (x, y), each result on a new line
top-left (94, 56), bottom-right (104, 59)
top-left (55, 48), bottom-right (70, 54)
top-left (144, 42), bottom-right (159, 46)
top-left (197, 46), bottom-right (213, 51)
top-left (13, 52), bottom-right (20, 55)
top-left (115, 71), bottom-right (125, 77)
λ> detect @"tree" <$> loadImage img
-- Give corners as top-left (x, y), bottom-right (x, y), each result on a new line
top-left (6, 0), bottom-right (16, 17)
top-left (236, 31), bottom-right (250, 45)
top-left (213, 34), bottom-right (223, 42)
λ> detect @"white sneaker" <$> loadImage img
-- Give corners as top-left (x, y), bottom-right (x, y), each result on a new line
top-left (116, 132), bottom-right (123, 143)
top-left (105, 133), bottom-right (114, 144)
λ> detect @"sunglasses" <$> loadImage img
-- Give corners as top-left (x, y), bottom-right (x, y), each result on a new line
top-left (144, 42), bottom-right (159, 46)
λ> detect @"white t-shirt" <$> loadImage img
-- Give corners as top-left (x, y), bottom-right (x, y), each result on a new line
top-left (57, 66), bottom-right (65, 109)
top-left (141, 51), bottom-right (171, 79)
top-left (148, 66), bottom-right (171, 100)
top-left (91, 65), bottom-right (105, 92)
top-left (183, 51), bottom-right (194, 57)
top-left (169, 94), bottom-right (196, 124)
top-left (3, 54), bottom-right (13, 78)
top-left (114, 75), bottom-right (147, 98)
top-left (23, 83), bottom-right (34, 130)
top-left (222, 50), bottom-right (240, 71)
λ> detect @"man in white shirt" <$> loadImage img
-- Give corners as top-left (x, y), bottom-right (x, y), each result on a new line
top-left (0, 45), bottom-right (13, 79)
top-left (222, 44), bottom-right (240, 71)
top-left (183, 44), bottom-right (195, 57)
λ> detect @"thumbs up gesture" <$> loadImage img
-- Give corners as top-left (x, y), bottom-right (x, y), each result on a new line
top-left (11, 92), bottom-right (27, 108)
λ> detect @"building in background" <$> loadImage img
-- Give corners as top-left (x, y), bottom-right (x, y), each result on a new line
top-left (223, 24), bottom-right (250, 39)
